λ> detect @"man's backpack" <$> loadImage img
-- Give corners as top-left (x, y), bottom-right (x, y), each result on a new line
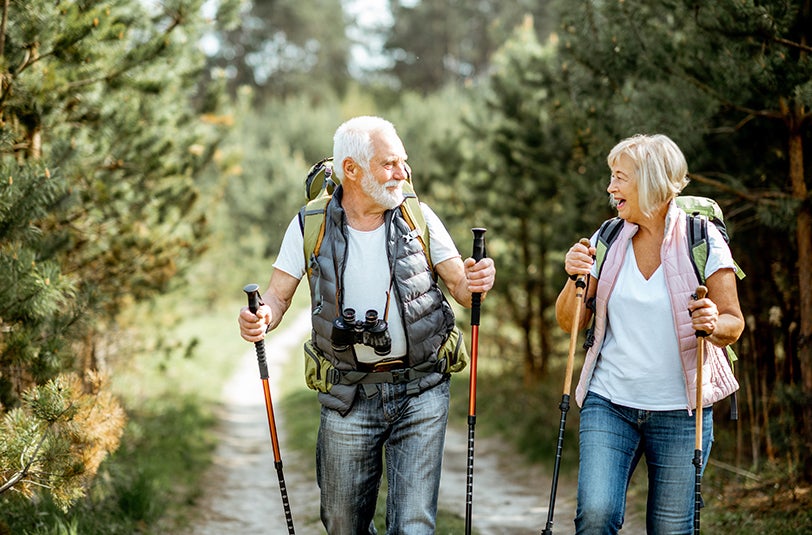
top-left (590, 195), bottom-right (745, 419)
top-left (298, 157), bottom-right (432, 276)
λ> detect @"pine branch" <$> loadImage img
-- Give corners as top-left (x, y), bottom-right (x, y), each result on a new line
top-left (618, 3), bottom-right (788, 124)
top-left (0, 421), bottom-right (50, 495)
top-left (688, 172), bottom-right (790, 205)
top-left (0, 398), bottom-right (76, 496)
top-left (64, 12), bottom-right (184, 92)
top-left (772, 35), bottom-right (812, 54)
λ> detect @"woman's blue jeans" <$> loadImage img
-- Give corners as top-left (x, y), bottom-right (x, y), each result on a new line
top-left (316, 378), bottom-right (450, 535)
top-left (575, 392), bottom-right (713, 535)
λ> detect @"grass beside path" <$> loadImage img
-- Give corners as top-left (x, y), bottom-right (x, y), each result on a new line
top-left (0, 293), bottom-right (245, 535)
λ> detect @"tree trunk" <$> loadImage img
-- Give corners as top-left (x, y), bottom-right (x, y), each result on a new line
top-left (788, 123), bottom-right (812, 468)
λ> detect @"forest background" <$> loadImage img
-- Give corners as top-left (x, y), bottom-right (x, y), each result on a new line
top-left (1, 0), bottom-right (811, 533)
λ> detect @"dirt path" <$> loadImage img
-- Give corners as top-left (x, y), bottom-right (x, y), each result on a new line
top-left (185, 310), bottom-right (644, 534)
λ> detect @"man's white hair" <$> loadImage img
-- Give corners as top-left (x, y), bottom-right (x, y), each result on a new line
top-left (332, 116), bottom-right (398, 180)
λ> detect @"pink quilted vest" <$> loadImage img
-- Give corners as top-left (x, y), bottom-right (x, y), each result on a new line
top-left (574, 201), bottom-right (739, 412)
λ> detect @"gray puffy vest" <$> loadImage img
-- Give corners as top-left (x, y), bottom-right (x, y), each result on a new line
top-left (306, 186), bottom-right (456, 413)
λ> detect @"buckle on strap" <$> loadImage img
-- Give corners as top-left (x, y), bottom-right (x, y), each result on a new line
top-left (390, 369), bottom-right (409, 384)
top-left (327, 368), bottom-right (342, 385)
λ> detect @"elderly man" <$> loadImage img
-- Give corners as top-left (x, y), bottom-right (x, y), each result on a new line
top-left (239, 115), bottom-right (495, 534)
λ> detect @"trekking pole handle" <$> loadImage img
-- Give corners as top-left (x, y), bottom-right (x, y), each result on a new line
top-left (472, 228), bottom-right (487, 262)
top-left (692, 285), bottom-right (708, 338)
top-left (245, 283), bottom-right (261, 314)
top-left (470, 228), bottom-right (487, 325)
top-left (575, 238), bottom-right (591, 283)
top-left (244, 283), bottom-right (270, 380)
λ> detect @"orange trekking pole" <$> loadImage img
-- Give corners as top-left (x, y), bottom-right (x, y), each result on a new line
top-left (542, 238), bottom-right (591, 535)
top-left (692, 285), bottom-right (708, 535)
top-left (464, 228), bottom-right (487, 535)
top-left (243, 283), bottom-right (295, 534)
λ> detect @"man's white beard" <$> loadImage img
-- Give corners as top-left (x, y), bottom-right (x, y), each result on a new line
top-left (361, 172), bottom-right (404, 209)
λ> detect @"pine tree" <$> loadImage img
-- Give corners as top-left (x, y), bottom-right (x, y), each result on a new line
top-left (458, 17), bottom-right (590, 382)
top-left (204, 0), bottom-right (350, 99)
top-left (382, 0), bottom-right (554, 92)
top-left (0, 0), bottom-right (237, 508)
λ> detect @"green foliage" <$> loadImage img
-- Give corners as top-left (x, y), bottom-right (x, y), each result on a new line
top-left (218, 91), bottom-right (344, 257)
top-left (0, 396), bottom-right (215, 534)
top-left (0, 0), bottom-right (237, 509)
top-left (0, 374), bottom-right (125, 511)
top-left (0, 268), bottom-right (239, 533)
top-left (425, 18), bottom-right (596, 378)
top-left (0, 164), bottom-right (78, 393)
top-left (382, 0), bottom-right (555, 92)
top-left (555, 0), bottom-right (810, 222)
top-left (205, 0), bottom-right (351, 99)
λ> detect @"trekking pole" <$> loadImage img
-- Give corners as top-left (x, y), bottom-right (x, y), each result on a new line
top-left (243, 283), bottom-right (296, 535)
top-left (465, 228), bottom-right (487, 535)
top-left (692, 285), bottom-right (708, 535)
top-left (541, 238), bottom-right (591, 535)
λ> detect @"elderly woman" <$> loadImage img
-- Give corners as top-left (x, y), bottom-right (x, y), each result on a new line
top-left (555, 134), bottom-right (744, 534)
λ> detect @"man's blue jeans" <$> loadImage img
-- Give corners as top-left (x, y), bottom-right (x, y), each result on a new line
top-left (575, 392), bottom-right (713, 535)
top-left (316, 379), bottom-right (450, 534)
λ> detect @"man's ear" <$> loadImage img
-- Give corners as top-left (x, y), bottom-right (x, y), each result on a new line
top-left (342, 157), bottom-right (361, 182)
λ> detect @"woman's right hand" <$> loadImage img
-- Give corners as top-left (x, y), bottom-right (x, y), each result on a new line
top-left (564, 239), bottom-right (596, 280)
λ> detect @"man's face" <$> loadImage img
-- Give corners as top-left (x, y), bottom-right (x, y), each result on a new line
top-left (360, 130), bottom-right (408, 209)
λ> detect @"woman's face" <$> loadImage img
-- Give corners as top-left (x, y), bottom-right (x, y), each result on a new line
top-left (607, 153), bottom-right (642, 223)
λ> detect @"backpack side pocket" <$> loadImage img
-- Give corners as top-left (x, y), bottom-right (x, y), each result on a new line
top-left (304, 340), bottom-right (336, 393)
top-left (439, 326), bottom-right (469, 373)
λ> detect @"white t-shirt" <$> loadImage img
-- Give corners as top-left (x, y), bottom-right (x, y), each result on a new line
top-left (589, 221), bottom-right (736, 410)
top-left (273, 202), bottom-right (460, 363)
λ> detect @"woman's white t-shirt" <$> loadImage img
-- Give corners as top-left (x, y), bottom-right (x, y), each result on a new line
top-left (273, 203), bottom-right (460, 363)
top-left (588, 221), bottom-right (736, 410)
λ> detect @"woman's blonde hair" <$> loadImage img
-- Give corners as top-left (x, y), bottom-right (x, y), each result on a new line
top-left (607, 134), bottom-right (689, 216)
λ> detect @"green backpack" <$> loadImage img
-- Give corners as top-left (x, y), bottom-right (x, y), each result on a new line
top-left (590, 195), bottom-right (745, 419)
top-left (593, 196), bottom-right (745, 284)
top-left (297, 157), bottom-right (432, 276)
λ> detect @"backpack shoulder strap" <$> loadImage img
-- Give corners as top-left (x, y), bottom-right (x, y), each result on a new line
top-left (594, 217), bottom-right (624, 279)
top-left (300, 196), bottom-right (331, 277)
top-left (299, 185), bottom-right (433, 278)
top-left (685, 212), bottom-right (709, 285)
top-left (399, 181), bottom-right (433, 273)
top-left (583, 217), bottom-right (622, 351)
top-left (684, 211), bottom-right (741, 420)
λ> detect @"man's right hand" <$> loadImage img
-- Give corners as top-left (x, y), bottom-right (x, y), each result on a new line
top-left (238, 305), bottom-right (272, 342)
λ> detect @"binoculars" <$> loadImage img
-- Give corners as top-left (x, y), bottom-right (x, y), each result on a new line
top-left (331, 308), bottom-right (392, 356)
